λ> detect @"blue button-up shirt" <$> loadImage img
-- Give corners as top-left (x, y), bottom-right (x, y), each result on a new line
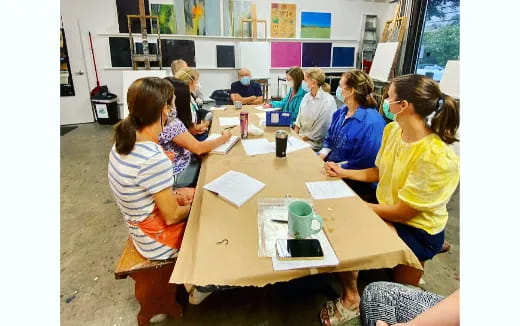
top-left (322, 105), bottom-right (386, 170)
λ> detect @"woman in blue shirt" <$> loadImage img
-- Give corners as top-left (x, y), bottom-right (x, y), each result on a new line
top-left (318, 70), bottom-right (386, 202)
top-left (268, 66), bottom-right (307, 125)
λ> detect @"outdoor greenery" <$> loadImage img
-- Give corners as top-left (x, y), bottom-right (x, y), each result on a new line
top-left (418, 0), bottom-right (459, 67)
top-left (420, 23), bottom-right (459, 67)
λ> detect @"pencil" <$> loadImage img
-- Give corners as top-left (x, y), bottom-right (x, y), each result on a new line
top-left (223, 125), bottom-right (236, 130)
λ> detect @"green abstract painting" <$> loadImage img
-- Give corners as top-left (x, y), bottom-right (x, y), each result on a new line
top-left (151, 3), bottom-right (177, 34)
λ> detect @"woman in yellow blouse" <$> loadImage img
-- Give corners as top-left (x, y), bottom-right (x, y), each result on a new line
top-left (319, 74), bottom-right (460, 326)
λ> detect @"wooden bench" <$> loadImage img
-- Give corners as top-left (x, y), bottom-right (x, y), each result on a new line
top-left (114, 238), bottom-right (183, 326)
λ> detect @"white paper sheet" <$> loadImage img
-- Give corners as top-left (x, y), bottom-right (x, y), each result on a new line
top-left (219, 117), bottom-right (240, 127)
top-left (268, 136), bottom-right (311, 154)
top-left (272, 230), bottom-right (339, 271)
top-left (254, 106), bottom-right (282, 112)
top-left (207, 134), bottom-right (240, 154)
top-left (209, 106), bottom-right (227, 111)
top-left (241, 138), bottom-right (275, 156)
top-left (305, 180), bottom-right (356, 200)
top-left (203, 170), bottom-right (265, 207)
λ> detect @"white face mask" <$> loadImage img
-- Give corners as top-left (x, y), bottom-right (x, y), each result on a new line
top-left (287, 80), bottom-right (294, 89)
top-left (197, 82), bottom-right (202, 90)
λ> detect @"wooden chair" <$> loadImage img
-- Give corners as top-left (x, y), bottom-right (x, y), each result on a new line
top-left (114, 238), bottom-right (183, 326)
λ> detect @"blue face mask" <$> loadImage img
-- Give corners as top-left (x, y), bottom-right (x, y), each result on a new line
top-left (301, 81), bottom-right (310, 93)
top-left (382, 99), bottom-right (401, 120)
top-left (336, 86), bottom-right (345, 103)
top-left (240, 77), bottom-right (251, 86)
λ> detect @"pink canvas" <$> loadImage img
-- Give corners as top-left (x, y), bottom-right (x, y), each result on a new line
top-left (271, 42), bottom-right (302, 68)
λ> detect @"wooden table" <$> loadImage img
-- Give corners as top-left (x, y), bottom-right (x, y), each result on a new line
top-left (170, 105), bottom-right (421, 287)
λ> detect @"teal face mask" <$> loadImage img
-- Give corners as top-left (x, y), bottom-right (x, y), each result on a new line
top-left (240, 77), bottom-right (251, 86)
top-left (335, 86), bottom-right (345, 103)
top-left (383, 99), bottom-right (401, 120)
top-left (301, 81), bottom-right (310, 92)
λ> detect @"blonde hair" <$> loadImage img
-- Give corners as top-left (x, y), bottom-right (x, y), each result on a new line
top-left (171, 59), bottom-right (188, 75)
top-left (305, 68), bottom-right (330, 92)
top-left (174, 67), bottom-right (200, 85)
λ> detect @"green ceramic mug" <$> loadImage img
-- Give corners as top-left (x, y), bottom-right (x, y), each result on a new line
top-left (288, 201), bottom-right (323, 239)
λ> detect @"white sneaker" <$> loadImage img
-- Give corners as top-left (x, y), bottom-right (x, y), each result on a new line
top-left (188, 288), bottom-right (213, 305)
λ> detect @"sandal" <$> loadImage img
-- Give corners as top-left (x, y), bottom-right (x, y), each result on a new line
top-left (440, 240), bottom-right (451, 253)
top-left (320, 298), bottom-right (360, 326)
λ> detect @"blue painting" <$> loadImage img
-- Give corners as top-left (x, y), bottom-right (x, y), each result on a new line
top-left (302, 42), bottom-right (332, 67)
top-left (301, 12), bottom-right (331, 39)
top-left (332, 47), bottom-right (355, 67)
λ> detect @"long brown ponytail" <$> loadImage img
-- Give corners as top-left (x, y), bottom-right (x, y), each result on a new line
top-left (113, 77), bottom-right (173, 154)
top-left (392, 74), bottom-right (459, 144)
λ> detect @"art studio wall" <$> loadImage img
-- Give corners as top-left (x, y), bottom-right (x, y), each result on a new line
top-left (66, 0), bottom-right (397, 117)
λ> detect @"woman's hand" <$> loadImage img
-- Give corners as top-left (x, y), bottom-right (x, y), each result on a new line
top-left (221, 130), bottom-right (232, 140)
top-left (195, 122), bottom-right (209, 135)
top-left (174, 187), bottom-right (195, 206)
top-left (324, 162), bottom-right (345, 178)
top-left (301, 135), bottom-right (310, 141)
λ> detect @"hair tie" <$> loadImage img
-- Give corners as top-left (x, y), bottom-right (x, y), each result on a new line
top-left (436, 94), bottom-right (445, 112)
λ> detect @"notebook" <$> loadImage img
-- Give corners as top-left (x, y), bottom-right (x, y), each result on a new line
top-left (203, 170), bottom-right (266, 207)
top-left (207, 134), bottom-right (240, 154)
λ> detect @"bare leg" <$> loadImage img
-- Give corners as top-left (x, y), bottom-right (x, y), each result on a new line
top-left (320, 271), bottom-right (360, 325)
top-left (338, 271), bottom-right (360, 309)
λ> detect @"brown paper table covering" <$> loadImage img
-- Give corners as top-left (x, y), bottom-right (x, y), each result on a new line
top-left (170, 105), bottom-right (422, 287)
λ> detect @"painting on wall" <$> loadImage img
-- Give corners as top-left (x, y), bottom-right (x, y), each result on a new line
top-left (116, 0), bottom-right (151, 33)
top-left (302, 42), bottom-right (332, 67)
top-left (223, 0), bottom-right (251, 37)
top-left (216, 45), bottom-right (236, 68)
top-left (271, 42), bottom-right (301, 68)
top-left (109, 37), bottom-right (132, 67)
top-left (184, 0), bottom-right (221, 36)
top-left (332, 47), bottom-right (355, 67)
top-left (300, 12), bottom-right (331, 39)
top-left (270, 3), bottom-right (296, 38)
top-left (150, 2), bottom-right (177, 34)
top-left (160, 39), bottom-right (196, 67)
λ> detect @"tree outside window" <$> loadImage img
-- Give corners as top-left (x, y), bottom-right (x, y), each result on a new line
top-left (416, 0), bottom-right (460, 81)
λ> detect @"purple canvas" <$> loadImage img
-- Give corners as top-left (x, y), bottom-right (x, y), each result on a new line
top-left (271, 42), bottom-right (302, 68)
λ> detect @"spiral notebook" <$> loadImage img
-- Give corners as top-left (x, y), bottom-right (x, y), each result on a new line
top-left (207, 134), bottom-right (240, 154)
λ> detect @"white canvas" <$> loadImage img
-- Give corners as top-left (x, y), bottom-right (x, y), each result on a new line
top-left (238, 42), bottom-right (270, 79)
top-left (195, 41), bottom-right (217, 68)
top-left (369, 42), bottom-right (399, 82)
top-left (440, 60), bottom-right (459, 99)
top-left (122, 70), bottom-right (168, 118)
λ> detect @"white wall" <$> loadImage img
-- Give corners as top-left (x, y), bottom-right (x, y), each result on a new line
top-left (64, 0), bottom-right (397, 117)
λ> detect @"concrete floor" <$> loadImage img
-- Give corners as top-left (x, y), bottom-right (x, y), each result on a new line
top-left (60, 123), bottom-right (460, 326)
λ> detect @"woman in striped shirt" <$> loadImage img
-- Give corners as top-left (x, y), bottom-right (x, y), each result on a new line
top-left (108, 77), bottom-right (192, 260)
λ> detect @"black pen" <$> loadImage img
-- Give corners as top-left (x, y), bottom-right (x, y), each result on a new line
top-left (223, 125), bottom-right (236, 131)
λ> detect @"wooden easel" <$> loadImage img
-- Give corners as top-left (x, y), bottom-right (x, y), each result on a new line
top-left (240, 4), bottom-right (267, 40)
top-left (380, 3), bottom-right (408, 80)
top-left (373, 3), bottom-right (408, 110)
top-left (127, 0), bottom-right (163, 70)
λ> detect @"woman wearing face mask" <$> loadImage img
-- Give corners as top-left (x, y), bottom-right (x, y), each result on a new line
top-left (318, 70), bottom-right (386, 203)
top-left (159, 78), bottom-right (232, 188)
top-left (267, 66), bottom-right (307, 125)
top-left (319, 74), bottom-right (459, 326)
top-left (108, 77), bottom-right (192, 262)
top-left (293, 68), bottom-right (337, 151)
top-left (174, 67), bottom-right (210, 141)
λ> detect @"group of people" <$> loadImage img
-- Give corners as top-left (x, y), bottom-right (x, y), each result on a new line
top-left (108, 59), bottom-right (460, 325)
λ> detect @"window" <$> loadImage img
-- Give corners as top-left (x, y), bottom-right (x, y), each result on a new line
top-left (415, 0), bottom-right (459, 81)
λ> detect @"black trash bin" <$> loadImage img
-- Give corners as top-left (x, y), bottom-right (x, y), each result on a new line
top-left (92, 91), bottom-right (119, 125)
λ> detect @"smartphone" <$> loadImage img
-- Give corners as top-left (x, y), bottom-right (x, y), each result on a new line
top-left (276, 239), bottom-right (324, 260)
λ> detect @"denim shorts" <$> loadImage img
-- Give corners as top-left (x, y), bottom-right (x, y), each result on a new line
top-left (394, 223), bottom-right (444, 261)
